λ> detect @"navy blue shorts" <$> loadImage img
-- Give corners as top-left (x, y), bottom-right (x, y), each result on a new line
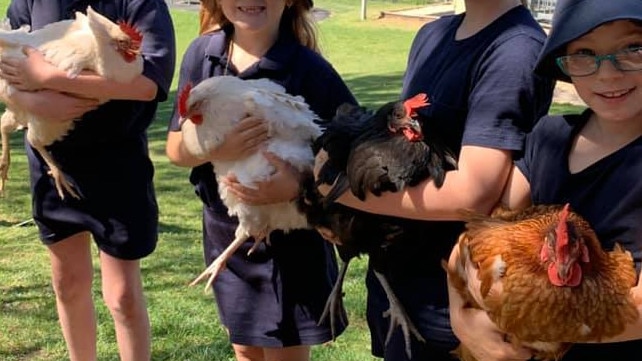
top-left (28, 144), bottom-right (158, 260)
top-left (202, 206), bottom-right (346, 347)
top-left (366, 269), bottom-right (459, 361)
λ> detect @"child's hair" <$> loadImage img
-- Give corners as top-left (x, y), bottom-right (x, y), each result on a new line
top-left (534, 0), bottom-right (642, 82)
top-left (198, 0), bottom-right (319, 53)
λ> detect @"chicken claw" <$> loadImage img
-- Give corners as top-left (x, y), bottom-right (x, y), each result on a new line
top-left (373, 270), bottom-right (426, 359)
top-left (47, 166), bottom-right (80, 200)
top-left (318, 260), bottom-right (350, 339)
top-left (190, 257), bottom-right (228, 291)
top-left (190, 231), bottom-right (250, 292)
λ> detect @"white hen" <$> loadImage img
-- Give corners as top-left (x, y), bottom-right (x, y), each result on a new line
top-left (0, 6), bottom-right (143, 198)
top-left (178, 75), bottom-right (322, 290)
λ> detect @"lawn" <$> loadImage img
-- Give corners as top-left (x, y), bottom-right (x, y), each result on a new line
top-left (0, 1), bottom-right (583, 360)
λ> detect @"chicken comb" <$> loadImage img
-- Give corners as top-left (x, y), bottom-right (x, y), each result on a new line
top-left (555, 203), bottom-right (571, 248)
top-left (403, 93), bottom-right (429, 117)
top-left (118, 21), bottom-right (143, 49)
top-left (177, 83), bottom-right (193, 118)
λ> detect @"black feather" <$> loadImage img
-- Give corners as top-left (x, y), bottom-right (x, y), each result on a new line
top-left (301, 97), bottom-right (458, 358)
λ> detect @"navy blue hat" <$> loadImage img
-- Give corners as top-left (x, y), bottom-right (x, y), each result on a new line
top-left (534, 0), bottom-right (642, 83)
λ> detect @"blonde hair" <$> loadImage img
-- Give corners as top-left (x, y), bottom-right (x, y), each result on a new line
top-left (198, 0), bottom-right (319, 53)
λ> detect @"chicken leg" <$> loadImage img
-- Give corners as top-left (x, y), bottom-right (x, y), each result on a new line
top-left (318, 258), bottom-right (350, 339)
top-left (373, 269), bottom-right (426, 359)
top-left (190, 226), bottom-right (268, 292)
top-left (0, 110), bottom-right (19, 196)
top-left (31, 142), bottom-right (80, 200)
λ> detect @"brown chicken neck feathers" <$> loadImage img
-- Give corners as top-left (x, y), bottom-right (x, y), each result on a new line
top-left (449, 204), bottom-right (639, 361)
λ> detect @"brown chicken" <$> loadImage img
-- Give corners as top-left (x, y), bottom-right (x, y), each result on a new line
top-left (447, 204), bottom-right (639, 361)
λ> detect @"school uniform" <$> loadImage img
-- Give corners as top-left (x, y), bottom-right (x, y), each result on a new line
top-left (364, 5), bottom-right (554, 360)
top-left (7, 0), bottom-right (176, 260)
top-left (168, 26), bottom-right (357, 347)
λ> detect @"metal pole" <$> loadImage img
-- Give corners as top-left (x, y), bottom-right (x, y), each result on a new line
top-left (360, 0), bottom-right (367, 20)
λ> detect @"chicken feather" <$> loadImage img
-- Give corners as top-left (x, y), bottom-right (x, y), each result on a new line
top-left (178, 75), bottom-right (322, 291)
top-left (301, 96), bottom-right (458, 359)
top-left (0, 6), bottom-right (144, 198)
top-left (447, 204), bottom-right (639, 361)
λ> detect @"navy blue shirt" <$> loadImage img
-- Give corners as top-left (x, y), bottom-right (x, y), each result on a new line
top-left (516, 110), bottom-right (642, 360)
top-left (370, 4), bottom-right (554, 300)
top-left (169, 28), bottom-right (357, 215)
top-left (168, 27), bottom-right (357, 347)
top-left (8, 0), bottom-right (176, 155)
top-left (365, 6), bottom-right (554, 359)
top-left (7, 0), bottom-right (176, 259)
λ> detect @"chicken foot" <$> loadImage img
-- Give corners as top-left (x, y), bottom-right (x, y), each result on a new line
top-left (32, 143), bottom-right (81, 200)
top-left (0, 110), bottom-right (18, 196)
top-left (373, 270), bottom-right (426, 359)
top-left (318, 258), bottom-right (350, 339)
top-left (0, 132), bottom-right (10, 196)
top-left (190, 227), bottom-right (267, 292)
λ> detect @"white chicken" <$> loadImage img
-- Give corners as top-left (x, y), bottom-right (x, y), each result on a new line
top-left (0, 6), bottom-right (143, 198)
top-left (177, 75), bottom-right (322, 290)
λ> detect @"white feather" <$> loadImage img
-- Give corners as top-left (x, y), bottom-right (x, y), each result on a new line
top-left (181, 76), bottom-right (322, 288)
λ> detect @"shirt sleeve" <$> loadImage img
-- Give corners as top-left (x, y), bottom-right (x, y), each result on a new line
top-left (462, 32), bottom-right (554, 152)
top-left (7, 0), bottom-right (31, 28)
top-left (126, 0), bottom-right (176, 102)
top-left (299, 55), bottom-right (358, 121)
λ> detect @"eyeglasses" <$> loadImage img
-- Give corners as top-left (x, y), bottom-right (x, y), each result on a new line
top-left (555, 46), bottom-right (642, 77)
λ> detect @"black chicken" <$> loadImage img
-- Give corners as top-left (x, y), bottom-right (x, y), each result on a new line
top-left (300, 94), bottom-right (458, 358)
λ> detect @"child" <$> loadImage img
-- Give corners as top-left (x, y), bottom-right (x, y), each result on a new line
top-left (316, 0), bottom-right (554, 359)
top-left (165, 0), bottom-right (357, 360)
top-left (450, 0), bottom-right (642, 359)
top-left (0, 1), bottom-right (176, 361)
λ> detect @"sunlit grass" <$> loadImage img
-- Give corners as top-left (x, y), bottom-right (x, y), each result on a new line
top-left (0, 1), bottom-right (585, 360)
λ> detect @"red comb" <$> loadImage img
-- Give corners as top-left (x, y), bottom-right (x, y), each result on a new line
top-left (178, 83), bottom-right (192, 118)
top-left (178, 83), bottom-right (203, 125)
top-left (555, 203), bottom-right (570, 248)
top-left (118, 21), bottom-right (143, 49)
top-left (403, 93), bottom-right (429, 117)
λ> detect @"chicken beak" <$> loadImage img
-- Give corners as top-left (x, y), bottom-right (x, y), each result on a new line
top-left (408, 118), bottom-right (422, 132)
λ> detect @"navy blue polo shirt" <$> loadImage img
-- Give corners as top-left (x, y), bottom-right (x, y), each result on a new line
top-left (516, 111), bottom-right (642, 360)
top-left (8, 0), bottom-right (176, 156)
top-left (168, 28), bottom-right (357, 347)
top-left (168, 27), bottom-right (357, 214)
top-left (6, 0), bottom-right (176, 259)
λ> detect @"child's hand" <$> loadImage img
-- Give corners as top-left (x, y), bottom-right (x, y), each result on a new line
top-left (210, 116), bottom-right (269, 161)
top-left (0, 46), bottom-right (61, 91)
top-left (13, 89), bottom-right (99, 123)
top-left (223, 151), bottom-right (301, 205)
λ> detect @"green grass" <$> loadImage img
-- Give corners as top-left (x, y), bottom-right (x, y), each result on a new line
top-left (0, 1), bottom-right (585, 360)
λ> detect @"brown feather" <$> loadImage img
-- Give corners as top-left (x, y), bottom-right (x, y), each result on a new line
top-left (449, 205), bottom-right (639, 361)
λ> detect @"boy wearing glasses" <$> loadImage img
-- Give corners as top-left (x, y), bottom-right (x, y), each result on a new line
top-left (449, 0), bottom-right (642, 359)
